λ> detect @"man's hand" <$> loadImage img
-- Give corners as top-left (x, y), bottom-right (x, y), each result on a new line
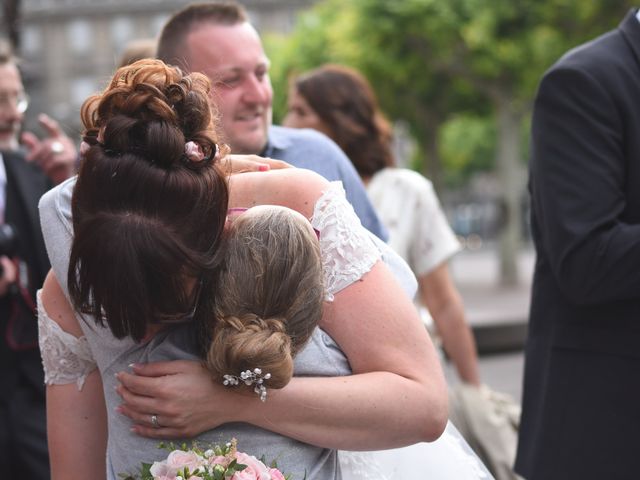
top-left (21, 114), bottom-right (77, 184)
top-left (0, 256), bottom-right (17, 297)
top-left (220, 154), bottom-right (291, 175)
top-left (114, 360), bottom-right (243, 439)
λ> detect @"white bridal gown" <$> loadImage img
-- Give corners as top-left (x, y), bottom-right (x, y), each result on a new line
top-left (339, 421), bottom-right (494, 479)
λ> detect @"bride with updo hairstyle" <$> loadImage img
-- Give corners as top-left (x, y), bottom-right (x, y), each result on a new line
top-left (67, 59), bottom-right (229, 342)
top-left (205, 205), bottom-right (324, 393)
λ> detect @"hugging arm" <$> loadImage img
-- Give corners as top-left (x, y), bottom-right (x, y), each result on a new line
top-left (118, 265), bottom-right (447, 449)
top-left (116, 169), bottom-right (448, 449)
top-left (40, 271), bottom-right (107, 479)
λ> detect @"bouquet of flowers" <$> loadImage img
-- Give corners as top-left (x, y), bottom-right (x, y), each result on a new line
top-left (119, 438), bottom-right (287, 480)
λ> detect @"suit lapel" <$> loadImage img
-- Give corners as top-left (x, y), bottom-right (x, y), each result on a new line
top-left (3, 151), bottom-right (51, 287)
top-left (3, 151), bottom-right (48, 240)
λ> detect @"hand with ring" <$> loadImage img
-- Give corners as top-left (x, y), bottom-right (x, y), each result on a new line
top-left (150, 414), bottom-right (160, 429)
top-left (21, 113), bottom-right (77, 184)
top-left (114, 360), bottom-right (242, 439)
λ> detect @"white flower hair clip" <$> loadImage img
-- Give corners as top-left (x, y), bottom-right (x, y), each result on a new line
top-left (223, 368), bottom-right (271, 402)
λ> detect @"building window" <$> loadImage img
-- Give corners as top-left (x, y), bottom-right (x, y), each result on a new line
top-left (111, 16), bottom-right (134, 51)
top-left (67, 19), bottom-right (92, 55)
top-left (151, 13), bottom-right (170, 37)
top-left (70, 77), bottom-right (96, 109)
top-left (22, 26), bottom-right (42, 56)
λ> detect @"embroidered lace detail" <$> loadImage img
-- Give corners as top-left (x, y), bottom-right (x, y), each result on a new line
top-left (37, 290), bottom-right (97, 390)
top-left (312, 182), bottom-right (381, 301)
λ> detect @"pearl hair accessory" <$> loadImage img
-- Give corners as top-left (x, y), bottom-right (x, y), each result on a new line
top-left (223, 368), bottom-right (272, 402)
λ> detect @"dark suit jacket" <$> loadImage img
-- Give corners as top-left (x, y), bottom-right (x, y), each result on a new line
top-left (0, 150), bottom-right (51, 401)
top-left (516, 9), bottom-right (640, 480)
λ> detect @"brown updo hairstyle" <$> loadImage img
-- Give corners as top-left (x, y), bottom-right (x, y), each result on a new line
top-left (68, 59), bottom-right (229, 342)
top-left (292, 64), bottom-right (395, 179)
top-left (205, 206), bottom-right (324, 390)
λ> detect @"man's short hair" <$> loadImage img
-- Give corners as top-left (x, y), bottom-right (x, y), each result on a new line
top-left (157, 2), bottom-right (248, 71)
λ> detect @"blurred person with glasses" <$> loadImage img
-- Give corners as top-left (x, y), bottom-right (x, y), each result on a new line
top-left (0, 42), bottom-right (75, 479)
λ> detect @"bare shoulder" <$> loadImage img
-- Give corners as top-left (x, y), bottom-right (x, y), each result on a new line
top-left (229, 168), bottom-right (330, 218)
top-left (41, 270), bottom-right (84, 337)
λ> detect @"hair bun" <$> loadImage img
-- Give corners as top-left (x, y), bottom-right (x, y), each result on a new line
top-left (207, 313), bottom-right (294, 390)
top-left (80, 59), bottom-right (225, 171)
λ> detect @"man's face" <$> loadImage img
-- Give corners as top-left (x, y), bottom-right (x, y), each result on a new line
top-left (185, 22), bottom-right (273, 154)
top-left (0, 63), bottom-right (25, 151)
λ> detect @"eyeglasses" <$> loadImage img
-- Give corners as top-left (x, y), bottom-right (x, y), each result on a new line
top-left (0, 91), bottom-right (29, 113)
top-left (152, 279), bottom-right (203, 325)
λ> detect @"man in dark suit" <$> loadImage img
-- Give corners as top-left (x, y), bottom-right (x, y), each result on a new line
top-left (0, 46), bottom-right (76, 478)
top-left (516, 9), bottom-right (640, 480)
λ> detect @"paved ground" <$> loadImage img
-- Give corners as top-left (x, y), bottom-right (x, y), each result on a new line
top-left (451, 245), bottom-right (534, 328)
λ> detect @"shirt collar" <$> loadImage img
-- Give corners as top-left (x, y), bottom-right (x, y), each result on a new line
top-left (260, 126), bottom-right (292, 157)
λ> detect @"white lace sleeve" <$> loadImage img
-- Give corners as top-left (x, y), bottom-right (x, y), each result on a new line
top-left (37, 290), bottom-right (97, 390)
top-left (312, 182), bottom-right (381, 301)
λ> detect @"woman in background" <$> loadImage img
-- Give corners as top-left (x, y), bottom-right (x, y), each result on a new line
top-left (284, 64), bottom-right (480, 387)
top-left (285, 64), bottom-right (492, 479)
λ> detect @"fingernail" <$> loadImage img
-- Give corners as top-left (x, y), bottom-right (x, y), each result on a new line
top-left (128, 363), bottom-right (137, 369)
top-left (258, 164), bottom-right (270, 171)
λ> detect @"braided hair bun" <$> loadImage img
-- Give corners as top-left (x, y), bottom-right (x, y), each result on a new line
top-left (205, 206), bottom-right (325, 393)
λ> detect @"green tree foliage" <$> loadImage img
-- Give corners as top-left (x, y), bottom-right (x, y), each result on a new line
top-left (267, 0), bottom-right (629, 283)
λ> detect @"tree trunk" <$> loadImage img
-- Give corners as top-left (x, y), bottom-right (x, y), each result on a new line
top-left (416, 107), bottom-right (443, 192)
top-left (494, 96), bottom-right (524, 286)
top-left (422, 122), bottom-right (443, 191)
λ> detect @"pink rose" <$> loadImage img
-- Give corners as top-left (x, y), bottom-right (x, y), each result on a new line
top-left (269, 468), bottom-right (286, 480)
top-left (231, 452), bottom-right (272, 480)
top-left (149, 460), bottom-right (174, 479)
top-left (166, 449), bottom-right (204, 473)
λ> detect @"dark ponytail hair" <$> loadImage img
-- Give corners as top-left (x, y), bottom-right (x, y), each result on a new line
top-left (69, 59), bottom-right (229, 342)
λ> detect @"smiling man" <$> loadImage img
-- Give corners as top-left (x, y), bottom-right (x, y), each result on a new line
top-left (0, 57), bottom-right (25, 152)
top-left (157, 1), bottom-right (387, 240)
